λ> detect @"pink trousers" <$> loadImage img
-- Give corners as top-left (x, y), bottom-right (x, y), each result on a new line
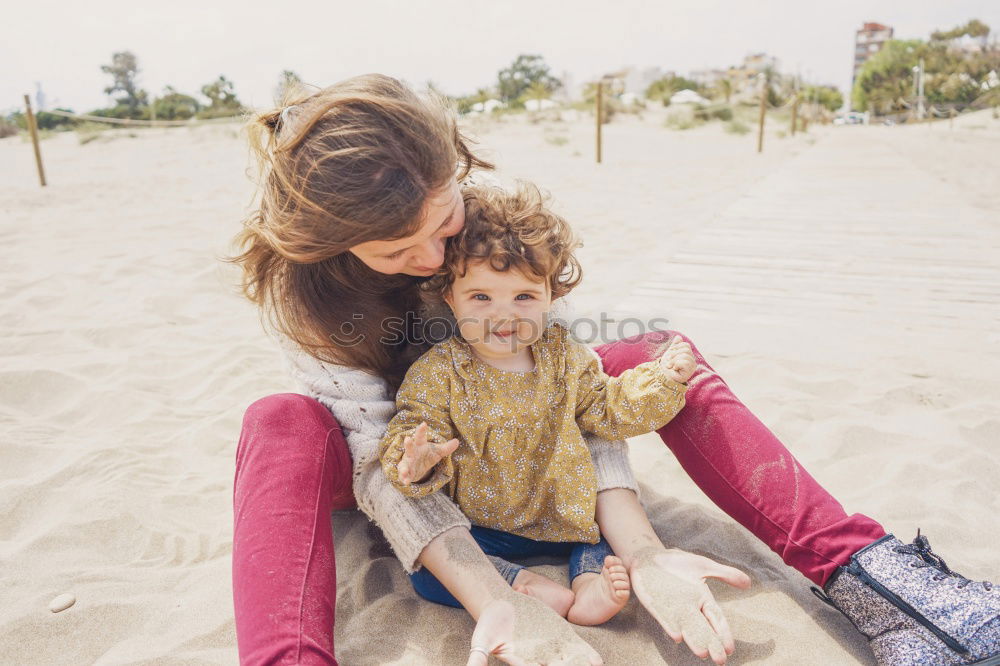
top-left (232, 330), bottom-right (885, 664)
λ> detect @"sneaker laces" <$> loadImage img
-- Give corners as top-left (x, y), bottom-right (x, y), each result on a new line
top-left (893, 530), bottom-right (994, 591)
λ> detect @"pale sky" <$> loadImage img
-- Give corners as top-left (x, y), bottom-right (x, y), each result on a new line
top-left (2, 0), bottom-right (997, 114)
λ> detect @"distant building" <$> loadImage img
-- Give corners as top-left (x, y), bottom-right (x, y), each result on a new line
top-left (555, 70), bottom-right (576, 102)
top-left (743, 52), bottom-right (780, 74)
top-left (853, 22), bottom-right (894, 84)
top-left (726, 53), bottom-right (780, 99)
top-left (623, 66), bottom-right (668, 96)
top-left (690, 69), bottom-right (728, 89)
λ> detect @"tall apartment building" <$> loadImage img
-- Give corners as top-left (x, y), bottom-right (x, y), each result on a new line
top-left (853, 22), bottom-right (894, 84)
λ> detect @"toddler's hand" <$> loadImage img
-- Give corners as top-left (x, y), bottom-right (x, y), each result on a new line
top-left (398, 422), bottom-right (460, 486)
top-left (659, 336), bottom-right (696, 384)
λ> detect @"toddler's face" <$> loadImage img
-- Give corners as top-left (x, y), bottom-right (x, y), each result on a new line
top-left (444, 260), bottom-right (552, 362)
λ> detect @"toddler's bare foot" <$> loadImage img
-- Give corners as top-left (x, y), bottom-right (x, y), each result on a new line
top-left (512, 568), bottom-right (575, 617)
top-left (567, 556), bottom-right (631, 626)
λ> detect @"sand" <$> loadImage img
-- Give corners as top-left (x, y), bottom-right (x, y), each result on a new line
top-left (1, 107), bottom-right (998, 664)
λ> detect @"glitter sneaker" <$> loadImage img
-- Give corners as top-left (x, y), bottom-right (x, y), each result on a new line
top-left (814, 532), bottom-right (999, 665)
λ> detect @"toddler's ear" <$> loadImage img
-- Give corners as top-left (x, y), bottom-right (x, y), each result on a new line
top-left (443, 288), bottom-right (454, 309)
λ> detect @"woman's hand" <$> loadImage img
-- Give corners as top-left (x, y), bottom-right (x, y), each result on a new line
top-left (629, 547), bottom-right (750, 665)
top-left (397, 421), bottom-right (460, 485)
top-left (466, 590), bottom-right (603, 666)
top-left (658, 336), bottom-right (696, 384)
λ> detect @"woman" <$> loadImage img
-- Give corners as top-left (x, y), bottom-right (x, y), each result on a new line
top-left (230, 74), bottom-right (999, 666)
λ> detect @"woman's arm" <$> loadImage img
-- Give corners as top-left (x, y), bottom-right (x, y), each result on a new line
top-left (280, 336), bottom-right (471, 571)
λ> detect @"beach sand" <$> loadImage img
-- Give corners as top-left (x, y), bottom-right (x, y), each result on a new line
top-left (1, 108), bottom-right (998, 664)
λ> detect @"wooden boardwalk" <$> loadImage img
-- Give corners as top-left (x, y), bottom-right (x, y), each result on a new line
top-left (613, 127), bottom-right (1000, 363)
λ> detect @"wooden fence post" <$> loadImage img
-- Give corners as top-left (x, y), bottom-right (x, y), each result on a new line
top-left (24, 94), bottom-right (47, 187)
top-left (790, 93), bottom-right (798, 136)
top-left (595, 81), bottom-right (603, 164)
top-left (757, 77), bottom-right (767, 153)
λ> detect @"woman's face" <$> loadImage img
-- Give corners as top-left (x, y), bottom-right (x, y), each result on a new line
top-left (348, 180), bottom-right (465, 277)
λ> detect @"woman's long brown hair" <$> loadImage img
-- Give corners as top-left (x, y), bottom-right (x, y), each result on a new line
top-left (228, 74), bottom-right (493, 389)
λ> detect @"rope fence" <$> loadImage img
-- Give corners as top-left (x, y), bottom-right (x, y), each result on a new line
top-left (17, 95), bottom-right (248, 187)
top-left (43, 109), bottom-right (244, 127)
top-left (16, 83), bottom-right (995, 188)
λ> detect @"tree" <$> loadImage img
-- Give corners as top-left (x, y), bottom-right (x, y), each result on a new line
top-left (714, 78), bottom-right (733, 104)
top-left (803, 85), bottom-right (844, 112)
top-left (931, 19), bottom-right (990, 41)
top-left (852, 40), bottom-right (922, 113)
top-left (0, 114), bottom-right (21, 138)
top-left (35, 108), bottom-right (76, 130)
top-left (274, 70), bottom-right (303, 104)
top-left (851, 27), bottom-right (999, 114)
top-left (582, 79), bottom-right (625, 123)
top-left (152, 87), bottom-right (201, 120)
top-left (101, 51), bottom-right (148, 117)
top-left (645, 75), bottom-right (702, 105)
top-left (455, 87), bottom-right (496, 114)
top-left (497, 54), bottom-right (561, 106)
top-left (200, 75), bottom-right (244, 118)
top-left (520, 80), bottom-right (554, 108)
top-left (759, 65), bottom-right (791, 108)
top-left (851, 19), bottom-right (1000, 114)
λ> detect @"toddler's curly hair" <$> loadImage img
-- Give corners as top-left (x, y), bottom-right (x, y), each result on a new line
top-left (420, 183), bottom-right (583, 304)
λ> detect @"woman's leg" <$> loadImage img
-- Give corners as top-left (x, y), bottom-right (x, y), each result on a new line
top-left (592, 330), bottom-right (885, 586)
top-left (233, 393), bottom-right (355, 666)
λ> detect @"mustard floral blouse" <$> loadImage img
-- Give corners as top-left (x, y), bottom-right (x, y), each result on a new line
top-left (379, 322), bottom-right (687, 544)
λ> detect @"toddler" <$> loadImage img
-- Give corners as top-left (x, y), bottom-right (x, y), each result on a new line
top-left (379, 183), bottom-right (696, 625)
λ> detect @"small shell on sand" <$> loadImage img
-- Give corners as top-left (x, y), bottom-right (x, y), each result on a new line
top-left (48, 594), bottom-right (76, 613)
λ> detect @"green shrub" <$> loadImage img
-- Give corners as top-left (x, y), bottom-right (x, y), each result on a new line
top-left (665, 106), bottom-right (700, 130)
top-left (0, 118), bottom-right (19, 139)
top-left (75, 121), bottom-right (108, 145)
top-left (35, 109), bottom-right (76, 130)
top-left (694, 104), bottom-right (733, 122)
top-left (725, 120), bottom-right (750, 135)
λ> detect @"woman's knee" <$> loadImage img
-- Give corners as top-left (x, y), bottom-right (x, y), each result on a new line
top-left (236, 393), bottom-right (347, 478)
top-left (235, 393), bottom-right (354, 507)
top-left (594, 328), bottom-right (703, 375)
top-left (242, 393), bottom-right (339, 435)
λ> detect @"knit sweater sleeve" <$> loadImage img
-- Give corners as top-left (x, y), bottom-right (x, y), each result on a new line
top-left (277, 334), bottom-right (470, 573)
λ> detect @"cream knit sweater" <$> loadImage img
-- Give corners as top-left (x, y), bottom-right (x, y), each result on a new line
top-left (277, 297), bottom-right (638, 572)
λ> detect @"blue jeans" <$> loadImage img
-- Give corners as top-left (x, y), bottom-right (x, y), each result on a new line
top-left (409, 525), bottom-right (615, 609)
